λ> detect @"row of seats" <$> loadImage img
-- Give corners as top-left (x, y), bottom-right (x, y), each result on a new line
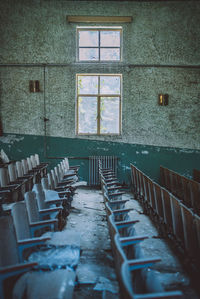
top-left (99, 162), bottom-right (182, 299)
top-left (131, 163), bottom-right (200, 270)
top-left (160, 166), bottom-right (200, 215)
top-left (0, 156), bottom-right (80, 299)
top-left (0, 154), bottom-right (48, 205)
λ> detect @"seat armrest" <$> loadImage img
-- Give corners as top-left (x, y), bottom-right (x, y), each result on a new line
top-left (39, 207), bottom-right (63, 214)
top-left (18, 236), bottom-right (51, 245)
top-left (128, 257), bottom-right (161, 271)
top-left (30, 219), bottom-right (58, 227)
top-left (115, 219), bottom-right (139, 229)
top-left (120, 235), bottom-right (148, 246)
top-left (0, 262), bottom-right (37, 274)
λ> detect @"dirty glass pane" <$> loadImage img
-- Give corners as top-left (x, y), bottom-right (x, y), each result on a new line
top-left (100, 48), bottom-right (120, 61)
top-left (79, 31), bottom-right (99, 47)
top-left (100, 31), bottom-right (120, 47)
top-left (100, 97), bottom-right (120, 134)
top-left (78, 97), bottom-right (97, 134)
top-left (78, 76), bottom-right (98, 95)
top-left (100, 76), bottom-right (120, 95)
top-left (79, 48), bottom-right (99, 61)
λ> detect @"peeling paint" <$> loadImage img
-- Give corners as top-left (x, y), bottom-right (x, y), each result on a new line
top-left (96, 147), bottom-right (109, 152)
top-left (141, 151), bottom-right (149, 155)
top-left (0, 134), bottom-right (24, 144)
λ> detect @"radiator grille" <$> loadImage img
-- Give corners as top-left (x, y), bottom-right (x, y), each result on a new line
top-left (89, 156), bottom-right (118, 186)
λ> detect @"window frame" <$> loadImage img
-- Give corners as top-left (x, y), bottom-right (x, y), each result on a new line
top-left (76, 74), bottom-right (122, 136)
top-left (77, 27), bottom-right (122, 62)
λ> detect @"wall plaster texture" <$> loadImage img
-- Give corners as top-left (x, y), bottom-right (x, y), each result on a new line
top-left (0, 0), bottom-right (200, 149)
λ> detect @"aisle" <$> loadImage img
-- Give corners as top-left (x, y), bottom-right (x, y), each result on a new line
top-left (65, 186), bottom-right (199, 299)
top-left (66, 187), bottom-right (120, 299)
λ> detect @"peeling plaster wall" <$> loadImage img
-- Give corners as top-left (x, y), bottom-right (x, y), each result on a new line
top-left (0, 0), bottom-right (200, 150)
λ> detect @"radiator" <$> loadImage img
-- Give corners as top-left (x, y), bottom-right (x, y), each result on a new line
top-left (89, 156), bottom-right (118, 186)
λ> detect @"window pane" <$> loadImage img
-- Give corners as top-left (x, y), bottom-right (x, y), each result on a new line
top-left (100, 31), bottom-right (120, 47)
top-left (78, 97), bottom-right (97, 134)
top-left (79, 48), bottom-right (99, 61)
top-left (78, 76), bottom-right (98, 94)
top-left (100, 48), bottom-right (120, 61)
top-left (79, 31), bottom-right (99, 47)
top-left (100, 76), bottom-right (121, 95)
top-left (100, 97), bottom-right (120, 134)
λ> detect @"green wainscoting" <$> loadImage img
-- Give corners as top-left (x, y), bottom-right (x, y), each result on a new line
top-left (1, 134), bottom-right (200, 186)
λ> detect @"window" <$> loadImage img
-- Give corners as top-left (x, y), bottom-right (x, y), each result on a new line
top-left (77, 27), bottom-right (122, 61)
top-left (77, 74), bottom-right (122, 135)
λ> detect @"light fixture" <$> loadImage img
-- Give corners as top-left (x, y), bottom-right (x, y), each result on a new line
top-left (29, 80), bottom-right (40, 93)
top-left (158, 94), bottom-right (168, 106)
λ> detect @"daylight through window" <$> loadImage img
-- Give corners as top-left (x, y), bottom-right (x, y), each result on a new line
top-left (77, 28), bottom-right (122, 61)
top-left (77, 74), bottom-right (122, 135)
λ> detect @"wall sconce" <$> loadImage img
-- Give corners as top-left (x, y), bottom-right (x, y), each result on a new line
top-left (158, 94), bottom-right (168, 106)
top-left (29, 80), bottom-right (40, 92)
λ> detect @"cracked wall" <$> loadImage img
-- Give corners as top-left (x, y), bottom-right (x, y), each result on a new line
top-left (0, 0), bottom-right (200, 150)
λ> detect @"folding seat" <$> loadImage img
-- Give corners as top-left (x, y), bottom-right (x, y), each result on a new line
top-left (22, 159), bottom-right (37, 185)
top-left (161, 188), bottom-right (173, 234)
top-left (34, 182), bottom-right (70, 228)
top-left (181, 176), bottom-right (193, 208)
top-left (153, 182), bottom-right (165, 225)
top-left (16, 161), bottom-right (34, 191)
top-left (7, 162), bottom-right (27, 197)
top-left (121, 261), bottom-right (182, 299)
top-left (0, 167), bottom-right (22, 202)
top-left (64, 157), bottom-right (80, 173)
top-left (45, 175), bottom-right (73, 199)
top-left (58, 163), bottom-right (78, 182)
top-left (169, 194), bottom-right (184, 246)
top-left (105, 200), bottom-right (133, 223)
top-left (54, 166), bottom-right (75, 187)
top-left (32, 154), bottom-right (48, 178)
top-left (130, 164), bottom-right (137, 196)
top-left (164, 168), bottom-right (172, 192)
top-left (108, 214), bottom-right (139, 247)
top-left (114, 235), bottom-right (181, 298)
top-left (147, 178), bottom-right (157, 218)
top-left (169, 170), bottom-right (178, 197)
top-left (189, 180), bottom-right (200, 215)
top-left (24, 191), bottom-right (58, 237)
top-left (142, 175), bottom-right (151, 214)
top-left (0, 215), bottom-right (37, 299)
top-left (194, 213), bottom-right (200, 263)
top-left (11, 201), bottom-right (51, 262)
top-left (0, 215), bottom-right (77, 299)
top-left (32, 183), bottom-right (63, 220)
top-left (180, 203), bottom-right (197, 259)
top-left (175, 173), bottom-right (184, 200)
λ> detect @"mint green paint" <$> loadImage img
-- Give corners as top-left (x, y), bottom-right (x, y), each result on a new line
top-left (1, 134), bottom-right (200, 185)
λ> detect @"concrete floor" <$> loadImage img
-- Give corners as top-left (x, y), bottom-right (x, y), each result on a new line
top-left (64, 187), bottom-right (199, 299)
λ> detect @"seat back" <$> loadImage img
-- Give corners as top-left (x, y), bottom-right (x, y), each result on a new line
top-left (33, 183), bottom-right (47, 210)
top-left (8, 163), bottom-right (18, 182)
top-left (11, 202), bottom-right (31, 240)
top-left (0, 215), bottom-right (19, 266)
top-left (16, 161), bottom-right (24, 177)
top-left (35, 154), bottom-right (40, 166)
top-left (22, 159), bottom-right (29, 175)
top-left (51, 169), bottom-right (58, 187)
top-left (27, 157), bottom-right (33, 172)
top-left (41, 177), bottom-right (49, 191)
top-left (47, 173), bottom-right (55, 190)
top-left (0, 167), bottom-right (10, 187)
top-left (25, 191), bottom-right (40, 223)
